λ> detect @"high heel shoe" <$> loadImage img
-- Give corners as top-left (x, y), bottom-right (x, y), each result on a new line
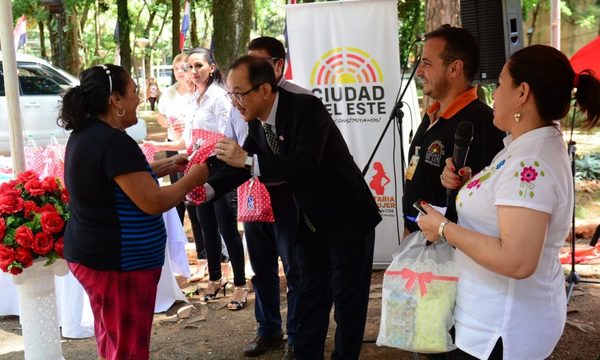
top-left (227, 285), bottom-right (249, 311)
top-left (203, 278), bottom-right (228, 302)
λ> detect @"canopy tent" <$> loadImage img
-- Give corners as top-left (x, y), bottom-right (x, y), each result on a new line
top-left (570, 35), bottom-right (600, 80)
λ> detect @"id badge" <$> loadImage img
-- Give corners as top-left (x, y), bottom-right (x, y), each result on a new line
top-left (405, 146), bottom-right (420, 181)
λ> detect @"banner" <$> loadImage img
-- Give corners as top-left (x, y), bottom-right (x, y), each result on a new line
top-left (286, 0), bottom-right (421, 267)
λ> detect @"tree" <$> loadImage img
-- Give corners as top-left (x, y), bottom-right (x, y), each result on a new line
top-left (117, 0), bottom-right (132, 72)
top-left (212, 0), bottom-right (254, 71)
top-left (425, 0), bottom-right (461, 32)
top-left (171, 0), bottom-right (181, 61)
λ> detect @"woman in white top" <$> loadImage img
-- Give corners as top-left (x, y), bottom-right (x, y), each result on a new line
top-left (418, 45), bottom-right (600, 360)
top-left (151, 48), bottom-right (248, 311)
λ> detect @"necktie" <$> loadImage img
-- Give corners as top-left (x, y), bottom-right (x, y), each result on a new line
top-left (262, 123), bottom-right (280, 155)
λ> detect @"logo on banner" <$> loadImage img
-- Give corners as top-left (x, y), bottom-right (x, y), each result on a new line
top-left (310, 47), bottom-right (387, 123)
top-left (369, 161), bottom-right (396, 216)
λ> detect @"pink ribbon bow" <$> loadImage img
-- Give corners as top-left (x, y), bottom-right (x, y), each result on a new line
top-left (385, 268), bottom-right (458, 297)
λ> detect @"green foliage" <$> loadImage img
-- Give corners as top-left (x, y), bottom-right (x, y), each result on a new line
top-left (576, 153), bottom-right (600, 180)
top-left (254, 0), bottom-right (286, 38)
top-left (398, 0), bottom-right (425, 68)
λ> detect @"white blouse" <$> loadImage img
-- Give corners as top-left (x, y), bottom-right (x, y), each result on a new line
top-left (182, 83), bottom-right (231, 148)
top-left (157, 83), bottom-right (195, 141)
top-left (454, 126), bottom-right (572, 360)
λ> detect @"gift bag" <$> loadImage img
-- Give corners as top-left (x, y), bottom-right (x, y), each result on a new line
top-left (24, 137), bottom-right (46, 175)
top-left (41, 142), bottom-right (66, 183)
top-left (139, 142), bottom-right (157, 164)
top-left (184, 129), bottom-right (224, 205)
top-left (237, 177), bottom-right (274, 223)
top-left (376, 231), bottom-right (457, 353)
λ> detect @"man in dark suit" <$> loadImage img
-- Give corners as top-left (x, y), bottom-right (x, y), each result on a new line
top-left (207, 56), bottom-right (381, 360)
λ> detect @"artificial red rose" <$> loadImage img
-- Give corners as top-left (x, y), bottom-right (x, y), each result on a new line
top-left (61, 188), bottom-right (70, 203)
top-left (0, 180), bottom-right (17, 194)
top-left (41, 177), bottom-right (58, 193)
top-left (39, 204), bottom-right (57, 214)
top-left (0, 245), bottom-right (16, 271)
top-left (15, 226), bottom-right (34, 248)
top-left (15, 247), bottom-right (33, 267)
top-left (16, 170), bottom-right (38, 184)
top-left (0, 189), bottom-right (24, 215)
top-left (0, 218), bottom-right (5, 240)
top-left (9, 266), bottom-right (23, 275)
top-left (32, 232), bottom-right (54, 255)
top-left (54, 237), bottom-right (64, 258)
top-left (23, 201), bottom-right (39, 218)
top-left (41, 211), bottom-right (64, 234)
top-left (24, 179), bottom-right (45, 196)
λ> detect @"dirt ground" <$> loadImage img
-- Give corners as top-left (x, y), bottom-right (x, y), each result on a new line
top-left (2, 115), bottom-right (599, 359)
top-left (1, 267), bottom-right (600, 360)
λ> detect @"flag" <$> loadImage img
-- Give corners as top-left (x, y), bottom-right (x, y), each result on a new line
top-left (13, 15), bottom-right (27, 51)
top-left (180, 1), bottom-right (191, 52)
top-left (284, 0), bottom-right (297, 79)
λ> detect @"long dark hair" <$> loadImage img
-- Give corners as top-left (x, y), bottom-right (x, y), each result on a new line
top-left (58, 64), bottom-right (129, 131)
top-left (188, 47), bottom-right (224, 86)
top-left (508, 45), bottom-right (600, 128)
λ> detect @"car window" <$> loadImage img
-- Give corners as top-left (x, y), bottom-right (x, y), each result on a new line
top-left (18, 63), bottom-right (73, 88)
top-left (18, 68), bottom-right (64, 95)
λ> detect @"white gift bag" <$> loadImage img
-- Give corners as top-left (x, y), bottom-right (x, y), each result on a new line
top-left (377, 231), bottom-right (458, 353)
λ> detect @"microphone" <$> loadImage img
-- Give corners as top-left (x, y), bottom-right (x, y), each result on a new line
top-left (446, 121), bottom-right (474, 205)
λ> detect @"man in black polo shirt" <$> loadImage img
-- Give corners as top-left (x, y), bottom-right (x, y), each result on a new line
top-left (403, 25), bottom-right (505, 236)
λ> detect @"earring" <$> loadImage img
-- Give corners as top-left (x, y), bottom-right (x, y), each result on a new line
top-left (514, 111), bottom-right (521, 122)
top-left (117, 108), bottom-right (126, 117)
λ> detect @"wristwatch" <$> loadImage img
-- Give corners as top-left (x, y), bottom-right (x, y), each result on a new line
top-left (244, 153), bottom-right (254, 170)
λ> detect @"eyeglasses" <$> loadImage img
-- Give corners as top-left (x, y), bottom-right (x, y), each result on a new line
top-left (226, 83), bottom-right (264, 103)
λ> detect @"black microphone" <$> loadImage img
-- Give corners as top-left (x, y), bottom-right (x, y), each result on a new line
top-left (446, 121), bottom-right (474, 205)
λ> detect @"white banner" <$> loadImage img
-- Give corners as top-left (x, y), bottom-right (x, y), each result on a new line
top-left (286, 0), bottom-right (421, 267)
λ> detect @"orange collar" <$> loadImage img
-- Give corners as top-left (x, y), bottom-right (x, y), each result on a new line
top-left (426, 87), bottom-right (478, 121)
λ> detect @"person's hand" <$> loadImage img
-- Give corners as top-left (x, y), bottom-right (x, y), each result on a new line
top-left (186, 163), bottom-right (208, 186)
top-left (169, 153), bottom-right (189, 173)
top-left (416, 202), bottom-right (449, 243)
top-left (214, 138), bottom-right (246, 168)
top-left (440, 157), bottom-right (471, 190)
top-left (171, 120), bottom-right (185, 134)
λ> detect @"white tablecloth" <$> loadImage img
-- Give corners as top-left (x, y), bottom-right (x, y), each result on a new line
top-left (0, 208), bottom-right (190, 338)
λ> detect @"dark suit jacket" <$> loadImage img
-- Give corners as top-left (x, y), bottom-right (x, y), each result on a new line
top-left (208, 88), bottom-right (381, 243)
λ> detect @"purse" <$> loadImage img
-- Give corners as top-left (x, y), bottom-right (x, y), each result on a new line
top-left (376, 231), bottom-right (458, 353)
top-left (237, 177), bottom-right (275, 223)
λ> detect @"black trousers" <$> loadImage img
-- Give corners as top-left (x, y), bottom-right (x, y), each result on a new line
top-left (294, 227), bottom-right (375, 360)
top-left (196, 190), bottom-right (246, 286)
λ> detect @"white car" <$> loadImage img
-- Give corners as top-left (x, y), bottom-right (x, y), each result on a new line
top-left (0, 53), bottom-right (146, 155)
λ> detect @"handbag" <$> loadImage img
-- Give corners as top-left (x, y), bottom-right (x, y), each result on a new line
top-left (237, 177), bottom-right (275, 223)
top-left (376, 231), bottom-right (458, 353)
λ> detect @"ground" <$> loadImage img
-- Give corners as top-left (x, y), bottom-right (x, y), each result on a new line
top-left (1, 114), bottom-right (599, 359)
top-left (1, 268), bottom-right (600, 359)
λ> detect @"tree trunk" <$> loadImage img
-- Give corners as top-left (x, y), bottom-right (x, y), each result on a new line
top-left (93, 0), bottom-right (101, 64)
top-left (212, 0), bottom-right (254, 72)
top-left (172, 0), bottom-right (181, 59)
top-left (117, 0), bottom-right (132, 73)
top-left (66, 12), bottom-right (83, 75)
top-left (425, 0), bottom-right (461, 32)
top-left (38, 20), bottom-right (47, 60)
top-left (190, 0), bottom-right (199, 48)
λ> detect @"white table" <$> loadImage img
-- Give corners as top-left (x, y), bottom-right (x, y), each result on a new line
top-left (0, 208), bottom-right (190, 338)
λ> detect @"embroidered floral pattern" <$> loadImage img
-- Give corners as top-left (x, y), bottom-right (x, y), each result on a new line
top-left (514, 160), bottom-right (545, 199)
top-left (458, 157), bottom-right (508, 207)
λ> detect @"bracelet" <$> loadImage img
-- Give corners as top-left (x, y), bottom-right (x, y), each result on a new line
top-left (438, 220), bottom-right (450, 241)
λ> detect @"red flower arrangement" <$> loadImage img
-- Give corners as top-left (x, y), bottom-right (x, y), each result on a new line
top-left (0, 170), bottom-right (69, 275)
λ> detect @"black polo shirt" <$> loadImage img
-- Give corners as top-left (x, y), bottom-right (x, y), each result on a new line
top-left (403, 89), bottom-right (505, 232)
